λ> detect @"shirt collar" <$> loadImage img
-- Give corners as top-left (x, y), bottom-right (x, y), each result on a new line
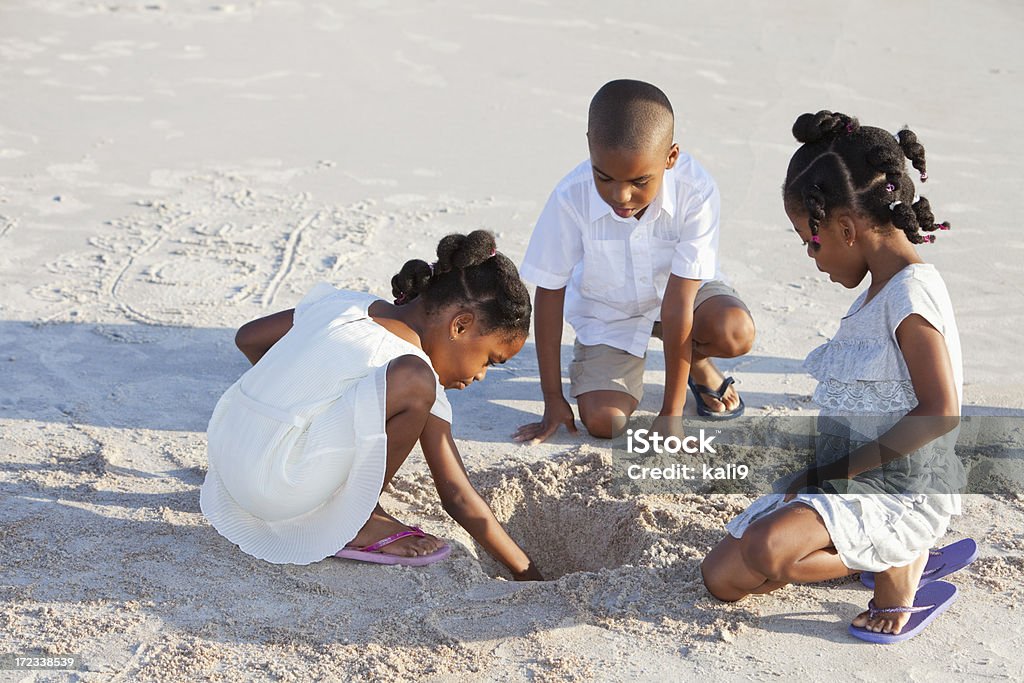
top-left (587, 167), bottom-right (677, 224)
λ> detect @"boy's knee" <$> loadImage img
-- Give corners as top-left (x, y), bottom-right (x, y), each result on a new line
top-left (579, 406), bottom-right (629, 439)
top-left (715, 308), bottom-right (755, 358)
top-left (386, 355), bottom-right (436, 413)
top-left (577, 391), bottom-right (636, 439)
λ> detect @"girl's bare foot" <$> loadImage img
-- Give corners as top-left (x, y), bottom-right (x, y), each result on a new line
top-left (345, 505), bottom-right (445, 557)
top-left (851, 552), bottom-right (928, 634)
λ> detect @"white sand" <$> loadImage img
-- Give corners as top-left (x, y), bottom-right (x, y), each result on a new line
top-left (2, 0), bottom-right (1023, 680)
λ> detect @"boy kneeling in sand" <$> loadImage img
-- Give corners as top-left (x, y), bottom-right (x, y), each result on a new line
top-left (515, 79), bottom-right (754, 443)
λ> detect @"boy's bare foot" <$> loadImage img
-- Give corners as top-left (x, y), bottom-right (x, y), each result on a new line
top-left (689, 358), bottom-right (741, 413)
top-left (851, 552), bottom-right (928, 634)
top-left (345, 505), bottom-right (446, 557)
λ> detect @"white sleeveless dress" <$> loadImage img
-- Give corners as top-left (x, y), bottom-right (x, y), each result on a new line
top-left (200, 284), bottom-right (452, 565)
top-left (725, 264), bottom-right (965, 572)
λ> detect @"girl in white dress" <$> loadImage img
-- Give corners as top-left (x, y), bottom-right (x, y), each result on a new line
top-left (200, 231), bottom-right (542, 580)
top-left (701, 112), bottom-right (968, 641)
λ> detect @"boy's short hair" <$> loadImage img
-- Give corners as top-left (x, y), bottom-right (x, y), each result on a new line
top-left (588, 80), bottom-right (674, 154)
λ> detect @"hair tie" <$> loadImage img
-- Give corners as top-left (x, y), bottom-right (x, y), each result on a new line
top-left (885, 183), bottom-right (896, 192)
top-left (923, 235), bottom-right (936, 244)
top-left (889, 200), bottom-right (902, 210)
top-left (811, 235), bottom-right (820, 244)
top-left (489, 248), bottom-right (497, 258)
top-left (395, 291), bottom-right (408, 305)
top-left (919, 171), bottom-right (928, 182)
top-left (936, 222), bottom-right (951, 231)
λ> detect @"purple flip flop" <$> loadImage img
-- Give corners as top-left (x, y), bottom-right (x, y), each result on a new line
top-left (849, 581), bottom-right (958, 644)
top-left (860, 538), bottom-right (978, 589)
top-left (334, 526), bottom-right (451, 567)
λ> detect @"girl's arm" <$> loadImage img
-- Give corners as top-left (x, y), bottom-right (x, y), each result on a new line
top-left (809, 314), bottom-right (959, 485)
top-left (234, 309), bottom-right (295, 365)
top-left (420, 414), bottom-right (543, 580)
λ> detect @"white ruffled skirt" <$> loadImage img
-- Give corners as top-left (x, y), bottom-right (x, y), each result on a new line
top-left (200, 367), bottom-right (388, 565)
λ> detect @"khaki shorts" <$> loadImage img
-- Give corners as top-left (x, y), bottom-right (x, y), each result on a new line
top-left (568, 280), bottom-right (747, 402)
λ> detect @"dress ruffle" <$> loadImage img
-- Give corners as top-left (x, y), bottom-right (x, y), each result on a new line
top-left (804, 336), bottom-right (917, 413)
top-left (804, 338), bottom-right (909, 383)
top-left (812, 377), bottom-right (918, 413)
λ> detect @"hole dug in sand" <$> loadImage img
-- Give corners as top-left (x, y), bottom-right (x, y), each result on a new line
top-left (480, 450), bottom-right (695, 580)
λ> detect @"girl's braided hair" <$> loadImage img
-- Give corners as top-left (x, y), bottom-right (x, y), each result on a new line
top-left (390, 230), bottom-right (531, 341)
top-left (783, 110), bottom-right (950, 245)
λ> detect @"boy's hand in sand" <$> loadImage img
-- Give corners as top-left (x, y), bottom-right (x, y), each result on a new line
top-left (651, 414), bottom-right (686, 444)
top-left (513, 396), bottom-right (578, 444)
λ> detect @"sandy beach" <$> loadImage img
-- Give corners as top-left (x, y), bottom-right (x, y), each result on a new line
top-left (2, 0), bottom-right (1023, 680)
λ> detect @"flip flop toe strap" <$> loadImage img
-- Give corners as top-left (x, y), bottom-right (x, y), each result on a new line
top-left (358, 527), bottom-right (426, 554)
top-left (866, 599), bottom-right (935, 618)
top-left (692, 376), bottom-right (736, 401)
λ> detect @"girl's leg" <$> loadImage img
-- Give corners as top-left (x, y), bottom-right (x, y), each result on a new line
top-left (701, 535), bottom-right (787, 601)
top-left (346, 356), bottom-right (445, 557)
top-left (702, 503), bottom-right (856, 601)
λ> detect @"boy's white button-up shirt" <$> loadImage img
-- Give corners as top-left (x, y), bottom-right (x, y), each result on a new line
top-left (520, 153), bottom-right (722, 358)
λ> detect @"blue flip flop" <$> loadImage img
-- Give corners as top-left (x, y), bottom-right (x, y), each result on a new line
top-left (688, 376), bottom-right (745, 420)
top-left (849, 581), bottom-right (958, 644)
top-left (860, 538), bottom-right (978, 589)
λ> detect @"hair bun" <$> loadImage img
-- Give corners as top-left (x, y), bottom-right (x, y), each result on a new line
top-left (436, 229), bottom-right (497, 272)
top-left (391, 259), bottom-right (433, 304)
top-left (792, 110), bottom-right (859, 144)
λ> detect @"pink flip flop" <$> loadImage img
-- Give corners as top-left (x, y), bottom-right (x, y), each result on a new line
top-left (334, 526), bottom-right (451, 567)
